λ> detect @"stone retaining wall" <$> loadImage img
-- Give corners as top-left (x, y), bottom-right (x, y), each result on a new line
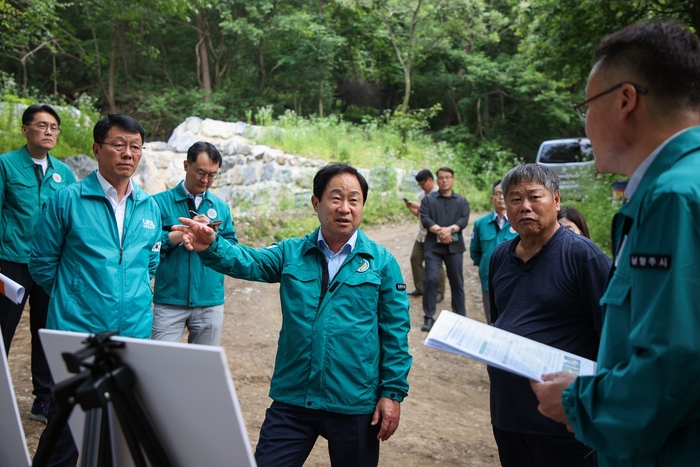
top-left (64, 116), bottom-right (421, 215)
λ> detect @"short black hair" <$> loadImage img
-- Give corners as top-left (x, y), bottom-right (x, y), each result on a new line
top-left (93, 115), bottom-right (145, 144)
top-left (22, 104), bottom-right (61, 126)
top-left (415, 169), bottom-right (434, 183)
top-left (436, 167), bottom-right (454, 177)
top-left (187, 141), bottom-right (222, 167)
top-left (313, 163), bottom-right (369, 205)
top-left (594, 20), bottom-right (700, 109)
top-left (492, 179), bottom-right (502, 194)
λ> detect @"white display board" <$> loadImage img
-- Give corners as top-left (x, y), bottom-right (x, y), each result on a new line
top-left (0, 334), bottom-right (31, 467)
top-left (40, 329), bottom-right (256, 467)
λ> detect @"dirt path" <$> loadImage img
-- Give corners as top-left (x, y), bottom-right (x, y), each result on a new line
top-left (9, 219), bottom-right (500, 466)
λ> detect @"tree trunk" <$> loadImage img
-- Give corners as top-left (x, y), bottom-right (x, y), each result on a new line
top-left (258, 39), bottom-right (266, 95)
top-left (319, 78), bottom-right (324, 117)
top-left (318, 0), bottom-right (324, 116)
top-left (107, 37), bottom-right (117, 113)
top-left (196, 11), bottom-right (212, 101)
top-left (401, 63), bottom-right (411, 113)
top-left (52, 54), bottom-right (58, 96)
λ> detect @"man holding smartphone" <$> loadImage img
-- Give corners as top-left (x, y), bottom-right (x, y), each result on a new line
top-left (151, 141), bottom-right (237, 345)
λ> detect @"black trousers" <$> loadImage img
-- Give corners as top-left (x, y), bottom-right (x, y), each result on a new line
top-left (0, 259), bottom-right (52, 402)
top-left (255, 401), bottom-right (381, 467)
top-left (35, 396), bottom-right (79, 467)
top-left (423, 249), bottom-right (465, 318)
top-left (493, 426), bottom-right (597, 467)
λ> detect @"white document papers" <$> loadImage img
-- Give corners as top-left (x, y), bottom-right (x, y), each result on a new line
top-left (424, 311), bottom-right (597, 382)
top-left (0, 273), bottom-right (25, 305)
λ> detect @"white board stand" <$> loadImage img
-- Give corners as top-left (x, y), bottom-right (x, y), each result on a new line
top-left (40, 329), bottom-right (256, 467)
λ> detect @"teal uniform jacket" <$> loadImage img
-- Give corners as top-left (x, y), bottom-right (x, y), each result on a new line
top-left (563, 127), bottom-right (700, 466)
top-left (469, 212), bottom-right (517, 291)
top-left (0, 146), bottom-right (76, 263)
top-left (29, 171), bottom-right (162, 339)
top-left (199, 228), bottom-right (412, 415)
top-left (153, 182), bottom-right (237, 307)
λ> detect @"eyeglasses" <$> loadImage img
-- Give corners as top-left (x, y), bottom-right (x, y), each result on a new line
top-left (26, 122), bottom-right (60, 133)
top-left (100, 141), bottom-right (144, 154)
top-left (573, 82), bottom-right (647, 120)
top-left (194, 169), bottom-right (219, 181)
top-left (492, 191), bottom-right (504, 198)
top-left (437, 176), bottom-right (453, 181)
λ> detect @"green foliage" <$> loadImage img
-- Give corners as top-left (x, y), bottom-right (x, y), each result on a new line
top-left (0, 79), bottom-right (99, 158)
top-left (558, 172), bottom-right (625, 255)
top-left (256, 109), bottom-right (455, 171)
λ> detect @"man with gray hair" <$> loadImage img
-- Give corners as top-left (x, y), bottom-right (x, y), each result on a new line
top-left (487, 164), bottom-right (610, 466)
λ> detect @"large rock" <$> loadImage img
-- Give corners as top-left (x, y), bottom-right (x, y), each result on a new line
top-left (63, 154), bottom-right (97, 181)
top-left (63, 116), bottom-right (416, 216)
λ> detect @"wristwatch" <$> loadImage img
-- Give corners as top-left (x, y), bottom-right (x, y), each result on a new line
top-left (450, 226), bottom-right (456, 234)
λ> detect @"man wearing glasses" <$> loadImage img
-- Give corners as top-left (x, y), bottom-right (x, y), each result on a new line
top-left (151, 141), bottom-right (237, 345)
top-left (0, 104), bottom-right (75, 424)
top-left (30, 114), bottom-right (162, 466)
top-left (531, 21), bottom-right (700, 466)
top-left (419, 166), bottom-right (470, 331)
top-left (31, 114), bottom-right (161, 339)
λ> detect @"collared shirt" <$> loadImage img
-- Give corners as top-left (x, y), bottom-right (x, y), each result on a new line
top-left (182, 183), bottom-right (205, 210)
top-left (493, 211), bottom-right (508, 230)
top-left (626, 127), bottom-right (694, 199)
top-left (317, 229), bottom-right (358, 282)
top-left (96, 170), bottom-right (134, 245)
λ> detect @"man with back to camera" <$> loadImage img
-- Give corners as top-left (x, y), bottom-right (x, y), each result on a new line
top-left (29, 114), bottom-right (162, 466)
top-left (402, 169), bottom-right (445, 302)
top-left (531, 20), bottom-right (700, 466)
top-left (488, 164), bottom-right (611, 467)
top-left (469, 179), bottom-right (517, 324)
top-left (152, 141), bottom-right (237, 345)
top-left (0, 104), bottom-right (75, 423)
top-left (419, 166), bottom-right (470, 331)
top-left (174, 163), bottom-right (412, 467)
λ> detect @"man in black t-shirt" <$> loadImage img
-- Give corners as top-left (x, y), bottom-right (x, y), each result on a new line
top-left (487, 164), bottom-right (611, 467)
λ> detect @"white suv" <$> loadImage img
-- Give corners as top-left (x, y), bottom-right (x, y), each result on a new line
top-left (535, 138), bottom-right (595, 190)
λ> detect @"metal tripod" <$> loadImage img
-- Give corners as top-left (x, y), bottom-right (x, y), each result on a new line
top-left (33, 332), bottom-right (174, 467)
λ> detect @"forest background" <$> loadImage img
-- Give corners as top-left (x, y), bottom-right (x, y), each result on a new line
top-left (1, 0), bottom-right (698, 252)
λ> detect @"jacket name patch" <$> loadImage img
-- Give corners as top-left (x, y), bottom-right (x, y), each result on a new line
top-left (396, 283), bottom-right (406, 291)
top-left (630, 254), bottom-right (671, 269)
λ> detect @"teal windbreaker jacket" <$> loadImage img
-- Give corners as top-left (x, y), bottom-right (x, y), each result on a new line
top-left (563, 127), bottom-right (700, 466)
top-left (199, 228), bottom-right (412, 415)
top-left (0, 146), bottom-right (76, 263)
top-left (153, 182), bottom-right (237, 307)
top-left (469, 212), bottom-right (517, 291)
top-left (29, 171), bottom-right (162, 338)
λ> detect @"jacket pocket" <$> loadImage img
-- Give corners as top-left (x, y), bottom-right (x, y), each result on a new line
top-left (600, 273), bottom-right (630, 307)
top-left (8, 179), bottom-right (35, 202)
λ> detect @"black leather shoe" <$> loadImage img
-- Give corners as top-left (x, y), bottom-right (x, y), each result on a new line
top-left (421, 318), bottom-right (435, 332)
top-left (437, 294), bottom-right (445, 303)
top-left (406, 290), bottom-right (422, 296)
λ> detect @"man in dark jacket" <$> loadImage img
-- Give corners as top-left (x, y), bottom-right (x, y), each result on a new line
top-left (419, 166), bottom-right (470, 331)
